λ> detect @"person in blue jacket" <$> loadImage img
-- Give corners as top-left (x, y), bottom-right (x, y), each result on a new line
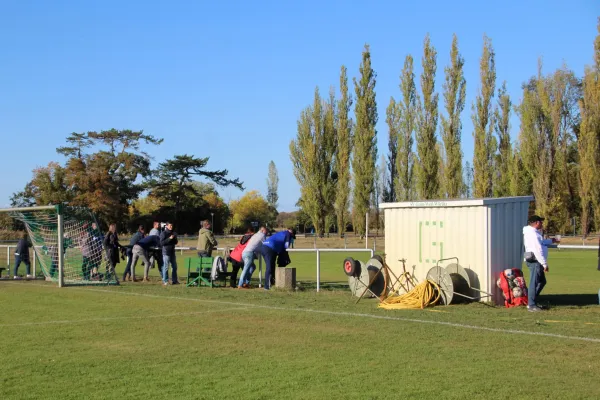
top-left (260, 228), bottom-right (294, 290)
top-left (13, 232), bottom-right (32, 279)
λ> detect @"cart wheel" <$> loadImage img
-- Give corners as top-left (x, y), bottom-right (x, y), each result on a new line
top-left (372, 255), bottom-right (384, 265)
top-left (343, 257), bottom-right (361, 277)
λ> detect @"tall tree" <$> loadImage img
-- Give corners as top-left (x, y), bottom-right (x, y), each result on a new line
top-left (266, 160), bottom-right (279, 209)
top-left (578, 18), bottom-right (600, 235)
top-left (440, 34), bottom-right (466, 198)
top-left (384, 97), bottom-right (399, 202)
top-left (415, 35), bottom-right (440, 199)
top-left (334, 66), bottom-right (353, 236)
top-left (472, 35), bottom-right (497, 198)
top-left (149, 154), bottom-right (244, 229)
top-left (396, 55), bottom-right (417, 201)
top-left (493, 82), bottom-right (513, 197)
top-left (463, 161), bottom-right (474, 198)
top-left (229, 190), bottom-right (275, 231)
top-left (352, 44), bottom-right (378, 235)
top-left (290, 87), bottom-right (337, 236)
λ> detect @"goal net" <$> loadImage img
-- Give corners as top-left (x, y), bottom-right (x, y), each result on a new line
top-left (2, 205), bottom-right (119, 286)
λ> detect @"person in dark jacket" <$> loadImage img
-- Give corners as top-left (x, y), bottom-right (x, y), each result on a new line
top-left (159, 222), bottom-right (179, 285)
top-left (260, 228), bottom-right (294, 290)
top-left (13, 232), bottom-right (33, 279)
top-left (123, 225), bottom-right (145, 282)
top-left (103, 223), bottom-right (123, 280)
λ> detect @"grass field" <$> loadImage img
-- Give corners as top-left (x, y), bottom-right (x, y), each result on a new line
top-left (1, 249), bottom-right (599, 399)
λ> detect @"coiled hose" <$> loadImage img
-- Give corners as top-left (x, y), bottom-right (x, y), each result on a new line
top-left (378, 280), bottom-right (442, 310)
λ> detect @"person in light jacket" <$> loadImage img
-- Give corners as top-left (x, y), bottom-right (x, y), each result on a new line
top-left (522, 215), bottom-right (555, 312)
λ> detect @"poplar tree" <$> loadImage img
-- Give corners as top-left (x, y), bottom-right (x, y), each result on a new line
top-left (440, 34), bottom-right (466, 198)
top-left (384, 97), bottom-right (400, 202)
top-left (352, 45), bottom-right (378, 235)
top-left (415, 35), bottom-right (440, 199)
top-left (395, 55), bottom-right (417, 201)
top-left (266, 160), bottom-right (279, 209)
top-left (290, 88), bottom-right (337, 236)
top-left (493, 82), bottom-right (513, 197)
top-left (472, 35), bottom-right (496, 198)
top-left (335, 66), bottom-right (353, 236)
top-left (578, 18), bottom-right (600, 235)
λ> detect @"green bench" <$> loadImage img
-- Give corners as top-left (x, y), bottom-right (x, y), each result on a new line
top-left (185, 256), bottom-right (232, 288)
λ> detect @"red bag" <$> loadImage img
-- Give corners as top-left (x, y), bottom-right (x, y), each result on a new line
top-left (498, 268), bottom-right (528, 308)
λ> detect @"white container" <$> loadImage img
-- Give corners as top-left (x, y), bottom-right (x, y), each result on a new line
top-left (379, 196), bottom-right (533, 305)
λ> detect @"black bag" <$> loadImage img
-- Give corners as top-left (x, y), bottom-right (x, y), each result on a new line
top-left (524, 251), bottom-right (536, 263)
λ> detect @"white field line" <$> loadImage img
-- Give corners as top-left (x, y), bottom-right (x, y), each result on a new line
top-left (3, 282), bottom-right (600, 344)
top-left (0, 307), bottom-right (247, 328)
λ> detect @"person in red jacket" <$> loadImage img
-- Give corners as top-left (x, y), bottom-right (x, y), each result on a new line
top-left (228, 228), bottom-right (255, 288)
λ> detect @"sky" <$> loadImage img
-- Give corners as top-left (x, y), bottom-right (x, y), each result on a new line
top-left (0, 0), bottom-right (598, 212)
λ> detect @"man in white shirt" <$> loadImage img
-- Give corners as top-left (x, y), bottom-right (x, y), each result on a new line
top-left (522, 215), bottom-right (553, 312)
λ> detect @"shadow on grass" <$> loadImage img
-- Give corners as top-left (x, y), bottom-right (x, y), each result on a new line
top-left (541, 294), bottom-right (599, 306)
top-left (296, 280), bottom-right (349, 291)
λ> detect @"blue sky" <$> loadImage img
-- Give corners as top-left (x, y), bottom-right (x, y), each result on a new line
top-left (0, 0), bottom-right (598, 211)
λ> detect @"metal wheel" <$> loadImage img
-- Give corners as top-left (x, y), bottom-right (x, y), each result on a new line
top-left (426, 266), bottom-right (454, 305)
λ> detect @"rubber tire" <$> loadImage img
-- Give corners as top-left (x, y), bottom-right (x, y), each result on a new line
top-left (343, 257), bottom-right (361, 277)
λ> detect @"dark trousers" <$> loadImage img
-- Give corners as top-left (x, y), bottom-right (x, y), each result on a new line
top-left (525, 261), bottom-right (547, 306)
top-left (14, 255), bottom-right (31, 276)
top-left (122, 248), bottom-right (133, 280)
top-left (229, 259), bottom-right (243, 288)
top-left (261, 246), bottom-right (277, 290)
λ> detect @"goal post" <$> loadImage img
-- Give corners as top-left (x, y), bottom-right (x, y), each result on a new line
top-left (0, 204), bottom-right (118, 286)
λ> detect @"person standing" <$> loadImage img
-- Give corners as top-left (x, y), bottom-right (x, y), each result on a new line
top-left (197, 220), bottom-right (218, 257)
top-left (103, 223), bottom-right (123, 281)
top-left (160, 222), bottom-right (179, 285)
top-left (260, 228), bottom-right (294, 290)
top-left (522, 215), bottom-right (552, 312)
top-left (123, 225), bottom-right (145, 282)
top-left (13, 232), bottom-right (33, 279)
top-left (238, 226), bottom-right (267, 288)
top-left (228, 228), bottom-right (254, 288)
top-left (132, 234), bottom-right (160, 282)
top-left (148, 220), bottom-right (163, 271)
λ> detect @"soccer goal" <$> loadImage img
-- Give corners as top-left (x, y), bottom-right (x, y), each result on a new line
top-left (0, 205), bottom-right (118, 287)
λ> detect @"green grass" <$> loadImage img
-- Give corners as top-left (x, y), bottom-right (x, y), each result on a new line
top-left (1, 250), bottom-right (599, 400)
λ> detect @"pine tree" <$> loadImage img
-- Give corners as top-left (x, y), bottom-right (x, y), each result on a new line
top-left (578, 18), bottom-right (600, 235)
top-left (493, 82), bottom-right (512, 197)
top-left (440, 34), bottom-right (466, 199)
top-left (384, 97), bottom-right (400, 202)
top-left (415, 35), bottom-right (440, 199)
top-left (396, 55), bottom-right (417, 201)
top-left (335, 66), bottom-right (353, 236)
top-left (472, 35), bottom-right (496, 198)
top-left (266, 161), bottom-right (279, 209)
top-left (352, 45), bottom-right (378, 235)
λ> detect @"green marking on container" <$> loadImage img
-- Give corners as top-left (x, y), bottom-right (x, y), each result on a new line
top-left (440, 242), bottom-right (444, 260)
top-left (425, 221), bottom-right (429, 226)
top-left (440, 221), bottom-right (444, 228)
top-left (426, 259), bottom-right (430, 263)
top-left (432, 242), bottom-right (437, 245)
top-left (432, 221), bottom-right (436, 226)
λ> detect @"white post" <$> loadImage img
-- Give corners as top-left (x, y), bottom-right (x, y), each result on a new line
top-left (365, 212), bottom-right (369, 249)
top-left (57, 212), bottom-right (65, 288)
top-left (33, 251), bottom-right (36, 278)
top-left (316, 249), bottom-right (320, 292)
top-left (6, 246), bottom-right (10, 271)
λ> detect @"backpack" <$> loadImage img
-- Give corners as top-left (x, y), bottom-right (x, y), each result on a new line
top-left (498, 268), bottom-right (528, 308)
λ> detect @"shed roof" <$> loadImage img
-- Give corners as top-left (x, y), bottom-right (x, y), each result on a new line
top-left (379, 196), bottom-right (534, 209)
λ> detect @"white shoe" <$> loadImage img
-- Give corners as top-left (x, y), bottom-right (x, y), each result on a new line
top-left (13, 276), bottom-right (22, 280)
top-left (26, 274), bottom-right (34, 280)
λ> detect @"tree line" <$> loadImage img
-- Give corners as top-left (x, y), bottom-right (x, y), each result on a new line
top-left (8, 130), bottom-right (283, 234)
top-left (291, 19), bottom-right (600, 236)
